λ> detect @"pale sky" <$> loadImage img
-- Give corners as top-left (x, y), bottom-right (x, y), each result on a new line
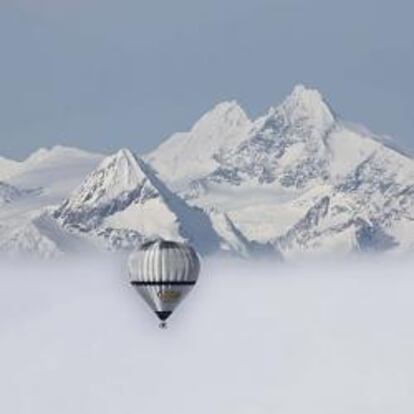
top-left (0, 0), bottom-right (413, 159)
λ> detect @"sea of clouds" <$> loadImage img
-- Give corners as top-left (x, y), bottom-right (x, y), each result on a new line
top-left (1, 254), bottom-right (414, 413)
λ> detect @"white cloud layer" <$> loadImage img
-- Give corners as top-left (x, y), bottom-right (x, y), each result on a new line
top-left (1, 255), bottom-right (414, 413)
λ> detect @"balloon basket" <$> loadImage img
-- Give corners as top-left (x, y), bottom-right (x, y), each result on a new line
top-left (159, 321), bottom-right (168, 329)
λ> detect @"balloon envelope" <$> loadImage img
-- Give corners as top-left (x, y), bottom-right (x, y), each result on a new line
top-left (128, 240), bottom-right (200, 323)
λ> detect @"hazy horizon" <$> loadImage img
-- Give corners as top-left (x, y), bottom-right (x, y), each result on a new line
top-left (1, 0), bottom-right (413, 160)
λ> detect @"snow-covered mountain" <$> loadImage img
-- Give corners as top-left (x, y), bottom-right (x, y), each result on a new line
top-left (148, 85), bottom-right (414, 258)
top-left (147, 85), bottom-right (336, 191)
top-left (1, 85), bottom-right (413, 259)
top-left (53, 148), bottom-right (259, 256)
top-left (149, 85), bottom-right (413, 192)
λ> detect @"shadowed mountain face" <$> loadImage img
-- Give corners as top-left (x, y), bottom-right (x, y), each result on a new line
top-left (1, 85), bottom-right (414, 259)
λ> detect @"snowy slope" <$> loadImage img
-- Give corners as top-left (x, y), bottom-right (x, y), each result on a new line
top-left (53, 148), bottom-right (258, 256)
top-left (10, 146), bottom-right (104, 202)
top-left (272, 140), bottom-right (414, 258)
top-left (0, 146), bottom-right (103, 259)
top-left (146, 101), bottom-right (253, 189)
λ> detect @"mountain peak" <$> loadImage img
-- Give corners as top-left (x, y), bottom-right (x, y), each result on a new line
top-left (52, 148), bottom-right (151, 223)
top-left (276, 84), bottom-right (335, 130)
top-left (111, 148), bottom-right (137, 167)
top-left (146, 100), bottom-right (253, 187)
top-left (191, 100), bottom-right (251, 134)
top-left (53, 148), bottom-right (158, 232)
top-left (286, 84), bottom-right (327, 107)
top-left (91, 149), bottom-right (148, 198)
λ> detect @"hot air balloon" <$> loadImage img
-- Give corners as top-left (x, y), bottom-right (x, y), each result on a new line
top-left (128, 239), bottom-right (201, 328)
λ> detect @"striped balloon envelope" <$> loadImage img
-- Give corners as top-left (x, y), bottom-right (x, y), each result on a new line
top-left (128, 239), bottom-right (201, 328)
